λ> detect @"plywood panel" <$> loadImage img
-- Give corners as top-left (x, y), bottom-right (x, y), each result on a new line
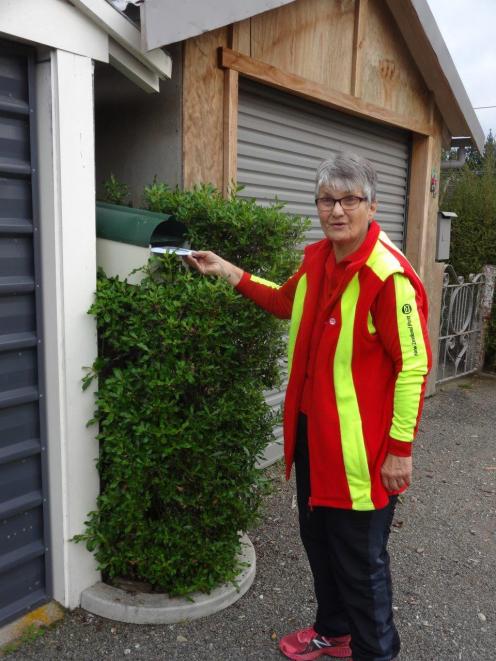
top-left (231, 19), bottom-right (251, 54)
top-left (351, 0), bottom-right (367, 96)
top-left (183, 28), bottom-right (229, 189)
top-left (223, 69), bottom-right (239, 196)
top-left (362, 0), bottom-right (431, 124)
top-left (251, 0), bottom-right (355, 94)
top-left (221, 48), bottom-right (432, 136)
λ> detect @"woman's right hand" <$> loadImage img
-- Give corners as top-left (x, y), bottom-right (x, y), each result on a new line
top-left (184, 251), bottom-right (243, 286)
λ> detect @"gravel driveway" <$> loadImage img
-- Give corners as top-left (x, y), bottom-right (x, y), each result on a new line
top-left (3, 374), bottom-right (495, 660)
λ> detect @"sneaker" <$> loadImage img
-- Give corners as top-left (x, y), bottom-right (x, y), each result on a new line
top-left (279, 627), bottom-right (352, 660)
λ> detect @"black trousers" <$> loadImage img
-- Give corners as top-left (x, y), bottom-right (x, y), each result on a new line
top-left (294, 414), bottom-right (400, 661)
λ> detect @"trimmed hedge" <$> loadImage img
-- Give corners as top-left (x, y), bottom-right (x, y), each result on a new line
top-left (76, 184), bottom-right (309, 595)
top-left (442, 139), bottom-right (496, 370)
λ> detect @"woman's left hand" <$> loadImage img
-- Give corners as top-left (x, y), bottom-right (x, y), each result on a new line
top-left (380, 454), bottom-right (412, 492)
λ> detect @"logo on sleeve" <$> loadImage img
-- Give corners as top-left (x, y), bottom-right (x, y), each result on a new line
top-left (402, 303), bottom-right (418, 356)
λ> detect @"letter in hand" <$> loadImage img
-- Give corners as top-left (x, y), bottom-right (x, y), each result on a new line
top-left (183, 251), bottom-right (225, 277)
top-left (184, 251), bottom-right (243, 286)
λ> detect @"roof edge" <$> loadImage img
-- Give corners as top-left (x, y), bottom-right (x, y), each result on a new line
top-left (385, 0), bottom-right (485, 153)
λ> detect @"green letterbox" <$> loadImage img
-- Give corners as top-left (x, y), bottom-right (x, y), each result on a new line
top-left (96, 202), bottom-right (187, 283)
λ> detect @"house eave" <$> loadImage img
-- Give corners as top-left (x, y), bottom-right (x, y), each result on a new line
top-left (0, 0), bottom-right (109, 62)
top-left (70, 0), bottom-right (171, 77)
top-left (385, 0), bottom-right (485, 153)
top-left (140, 0), bottom-right (297, 51)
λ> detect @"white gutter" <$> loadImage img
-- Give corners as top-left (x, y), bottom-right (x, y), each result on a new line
top-left (70, 0), bottom-right (172, 79)
top-left (441, 149), bottom-right (467, 170)
top-left (108, 38), bottom-right (160, 92)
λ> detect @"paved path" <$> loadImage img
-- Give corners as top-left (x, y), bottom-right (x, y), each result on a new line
top-left (4, 374), bottom-right (496, 660)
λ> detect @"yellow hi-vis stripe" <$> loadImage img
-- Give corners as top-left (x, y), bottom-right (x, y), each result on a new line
top-left (378, 231), bottom-right (422, 280)
top-left (390, 274), bottom-right (429, 441)
top-left (250, 275), bottom-right (280, 289)
top-left (287, 274), bottom-right (307, 377)
top-left (366, 236), bottom-right (404, 282)
top-left (334, 274), bottom-right (374, 510)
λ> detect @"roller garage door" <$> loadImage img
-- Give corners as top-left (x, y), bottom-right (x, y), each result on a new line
top-left (238, 79), bottom-right (410, 247)
top-left (237, 79), bottom-right (411, 455)
top-left (0, 41), bottom-right (50, 627)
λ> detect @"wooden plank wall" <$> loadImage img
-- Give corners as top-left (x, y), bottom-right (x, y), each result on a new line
top-left (351, 0), bottom-right (367, 97)
top-left (182, 27), bottom-right (229, 190)
top-left (361, 0), bottom-right (431, 127)
top-left (219, 48), bottom-right (432, 136)
top-left (182, 0), bottom-right (434, 189)
top-left (250, 0), bottom-right (355, 95)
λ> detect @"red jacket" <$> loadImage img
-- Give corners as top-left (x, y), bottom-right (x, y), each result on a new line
top-left (236, 222), bottom-right (431, 510)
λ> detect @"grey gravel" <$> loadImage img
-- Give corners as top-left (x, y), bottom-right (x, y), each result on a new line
top-left (5, 374), bottom-right (496, 660)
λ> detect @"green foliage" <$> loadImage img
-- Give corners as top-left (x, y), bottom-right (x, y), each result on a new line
top-left (78, 184), bottom-right (310, 595)
top-left (441, 135), bottom-right (496, 369)
top-left (143, 182), bottom-right (306, 281)
top-left (103, 173), bottom-right (130, 206)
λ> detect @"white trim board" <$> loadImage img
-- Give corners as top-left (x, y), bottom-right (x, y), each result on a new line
top-left (0, 0), bottom-right (108, 62)
top-left (36, 50), bottom-right (100, 608)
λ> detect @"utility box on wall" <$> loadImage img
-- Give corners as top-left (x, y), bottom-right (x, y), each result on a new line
top-left (96, 202), bottom-right (186, 284)
top-left (436, 211), bottom-right (457, 262)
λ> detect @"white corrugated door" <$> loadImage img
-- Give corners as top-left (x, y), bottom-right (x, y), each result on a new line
top-left (237, 79), bottom-right (411, 465)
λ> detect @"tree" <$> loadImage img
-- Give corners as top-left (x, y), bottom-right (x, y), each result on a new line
top-left (441, 135), bottom-right (496, 369)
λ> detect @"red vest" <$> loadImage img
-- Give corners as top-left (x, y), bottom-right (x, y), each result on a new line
top-left (236, 222), bottom-right (431, 510)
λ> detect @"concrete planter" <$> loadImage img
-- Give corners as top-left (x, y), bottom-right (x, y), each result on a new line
top-left (81, 534), bottom-right (256, 624)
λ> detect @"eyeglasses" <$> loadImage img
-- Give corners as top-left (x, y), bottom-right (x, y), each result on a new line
top-left (315, 195), bottom-right (367, 211)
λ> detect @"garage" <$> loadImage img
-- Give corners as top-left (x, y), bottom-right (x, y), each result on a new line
top-left (0, 41), bottom-right (50, 627)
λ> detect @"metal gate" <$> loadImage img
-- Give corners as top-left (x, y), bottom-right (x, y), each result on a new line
top-left (437, 265), bottom-right (487, 383)
top-left (0, 41), bottom-right (50, 627)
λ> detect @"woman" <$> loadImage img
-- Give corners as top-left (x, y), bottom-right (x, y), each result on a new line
top-left (185, 152), bottom-right (431, 661)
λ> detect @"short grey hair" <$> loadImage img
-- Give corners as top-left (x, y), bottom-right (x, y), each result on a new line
top-left (315, 152), bottom-right (378, 203)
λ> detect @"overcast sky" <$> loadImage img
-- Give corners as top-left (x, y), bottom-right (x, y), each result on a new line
top-left (427, 0), bottom-right (496, 142)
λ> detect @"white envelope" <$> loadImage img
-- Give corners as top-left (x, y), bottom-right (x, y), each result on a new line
top-left (150, 246), bottom-right (193, 256)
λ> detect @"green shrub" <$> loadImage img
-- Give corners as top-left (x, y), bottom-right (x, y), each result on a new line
top-left (77, 184), bottom-right (309, 595)
top-left (442, 137), bottom-right (496, 370)
top-left (143, 181), bottom-right (305, 282)
top-left (103, 173), bottom-right (130, 206)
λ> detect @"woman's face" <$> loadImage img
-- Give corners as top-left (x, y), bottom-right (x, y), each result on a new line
top-left (317, 186), bottom-right (377, 258)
